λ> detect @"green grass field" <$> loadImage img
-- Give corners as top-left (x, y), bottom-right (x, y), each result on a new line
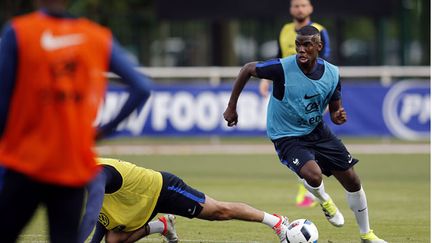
top-left (18, 152), bottom-right (429, 243)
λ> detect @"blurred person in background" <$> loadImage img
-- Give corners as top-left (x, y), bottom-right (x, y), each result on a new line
top-left (259, 0), bottom-right (331, 208)
top-left (0, 0), bottom-right (152, 242)
top-left (79, 158), bottom-right (290, 243)
top-left (224, 26), bottom-right (386, 243)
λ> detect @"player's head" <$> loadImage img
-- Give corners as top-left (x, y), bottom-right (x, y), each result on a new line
top-left (290, 0), bottom-right (313, 22)
top-left (295, 26), bottom-right (322, 64)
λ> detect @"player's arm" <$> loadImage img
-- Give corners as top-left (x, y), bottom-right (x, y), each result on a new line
top-left (223, 62), bottom-right (258, 126)
top-left (257, 39), bottom-right (284, 97)
top-left (78, 169), bottom-right (107, 242)
top-left (97, 39), bottom-right (153, 139)
top-left (319, 29), bottom-right (331, 60)
top-left (0, 23), bottom-right (18, 138)
top-left (89, 222), bottom-right (107, 243)
top-left (121, 225), bottom-right (150, 242)
top-left (328, 80), bottom-right (346, 125)
top-left (224, 59), bottom-right (284, 126)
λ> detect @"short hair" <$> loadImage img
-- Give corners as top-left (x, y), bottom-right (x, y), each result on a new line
top-left (290, 0), bottom-right (312, 6)
top-left (298, 25), bottom-right (320, 36)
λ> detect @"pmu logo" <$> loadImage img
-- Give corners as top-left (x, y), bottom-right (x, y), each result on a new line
top-left (383, 81), bottom-right (430, 140)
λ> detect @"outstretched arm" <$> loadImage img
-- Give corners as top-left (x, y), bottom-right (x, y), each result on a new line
top-left (89, 222), bottom-right (108, 243)
top-left (97, 39), bottom-right (153, 139)
top-left (223, 62), bottom-right (258, 127)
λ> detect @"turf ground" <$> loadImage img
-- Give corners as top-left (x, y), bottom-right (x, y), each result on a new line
top-left (17, 149), bottom-right (429, 243)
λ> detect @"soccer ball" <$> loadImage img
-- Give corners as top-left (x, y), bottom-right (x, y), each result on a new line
top-left (286, 219), bottom-right (319, 243)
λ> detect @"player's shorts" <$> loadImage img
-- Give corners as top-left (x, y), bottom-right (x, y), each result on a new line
top-left (151, 172), bottom-right (205, 220)
top-left (272, 122), bottom-right (358, 177)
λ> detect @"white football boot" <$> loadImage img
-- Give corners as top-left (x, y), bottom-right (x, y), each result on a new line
top-left (159, 214), bottom-right (179, 243)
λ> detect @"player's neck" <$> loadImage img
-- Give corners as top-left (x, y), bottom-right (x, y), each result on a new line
top-left (297, 58), bottom-right (318, 75)
top-left (294, 18), bottom-right (311, 30)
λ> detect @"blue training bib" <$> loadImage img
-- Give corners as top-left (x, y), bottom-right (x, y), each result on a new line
top-left (266, 56), bottom-right (339, 139)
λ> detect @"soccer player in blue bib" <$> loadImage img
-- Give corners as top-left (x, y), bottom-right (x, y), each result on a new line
top-left (259, 0), bottom-right (331, 208)
top-left (224, 26), bottom-right (386, 243)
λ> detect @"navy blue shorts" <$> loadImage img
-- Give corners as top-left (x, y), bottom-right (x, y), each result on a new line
top-left (150, 172), bottom-right (205, 221)
top-left (272, 122), bottom-right (358, 178)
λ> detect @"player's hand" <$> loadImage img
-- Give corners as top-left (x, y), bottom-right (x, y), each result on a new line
top-left (331, 107), bottom-right (347, 125)
top-left (223, 106), bottom-right (238, 127)
top-left (259, 79), bottom-right (270, 97)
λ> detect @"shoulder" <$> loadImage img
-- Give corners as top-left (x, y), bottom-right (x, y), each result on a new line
top-left (11, 12), bottom-right (39, 28)
top-left (97, 157), bottom-right (120, 166)
top-left (257, 58), bottom-right (281, 68)
top-left (1, 22), bottom-right (15, 37)
top-left (280, 55), bottom-right (296, 64)
top-left (280, 22), bottom-right (295, 33)
top-left (310, 22), bottom-right (326, 32)
top-left (323, 59), bottom-right (338, 70)
top-left (323, 59), bottom-right (339, 77)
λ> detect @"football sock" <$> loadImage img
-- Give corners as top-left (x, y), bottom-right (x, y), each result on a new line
top-left (148, 220), bottom-right (165, 234)
top-left (346, 186), bottom-right (370, 234)
top-left (262, 212), bottom-right (281, 228)
top-left (305, 189), bottom-right (316, 199)
top-left (303, 180), bottom-right (330, 203)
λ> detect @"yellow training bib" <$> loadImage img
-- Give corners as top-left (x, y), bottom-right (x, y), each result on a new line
top-left (97, 158), bottom-right (163, 232)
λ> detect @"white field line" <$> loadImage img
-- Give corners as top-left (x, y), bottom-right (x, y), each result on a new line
top-left (96, 143), bottom-right (430, 155)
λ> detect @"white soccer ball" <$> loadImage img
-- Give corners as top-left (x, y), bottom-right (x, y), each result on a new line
top-left (286, 219), bottom-right (319, 243)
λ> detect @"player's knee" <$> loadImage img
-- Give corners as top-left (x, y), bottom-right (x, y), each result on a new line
top-left (303, 171), bottom-right (322, 186)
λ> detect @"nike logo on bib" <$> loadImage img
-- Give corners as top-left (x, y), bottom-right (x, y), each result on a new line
top-left (304, 93), bottom-right (320, 99)
top-left (41, 30), bottom-right (85, 51)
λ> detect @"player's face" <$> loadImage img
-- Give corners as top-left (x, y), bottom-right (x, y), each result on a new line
top-left (290, 0), bottom-right (313, 22)
top-left (295, 34), bottom-right (322, 65)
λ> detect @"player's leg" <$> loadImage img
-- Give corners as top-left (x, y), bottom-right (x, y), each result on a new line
top-left (313, 123), bottom-right (386, 242)
top-left (198, 195), bottom-right (289, 242)
top-left (272, 135), bottom-right (344, 227)
top-left (44, 183), bottom-right (85, 243)
top-left (156, 172), bottom-right (289, 243)
top-left (332, 168), bottom-right (387, 243)
top-left (298, 160), bottom-right (345, 227)
top-left (0, 169), bottom-right (41, 243)
top-left (295, 180), bottom-right (317, 207)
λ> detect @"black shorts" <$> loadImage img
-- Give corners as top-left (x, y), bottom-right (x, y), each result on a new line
top-left (149, 172), bottom-right (205, 222)
top-left (272, 122), bottom-right (359, 177)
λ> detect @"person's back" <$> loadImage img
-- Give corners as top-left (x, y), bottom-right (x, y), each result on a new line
top-left (0, 2), bottom-right (152, 242)
top-left (0, 11), bottom-right (110, 186)
top-left (97, 158), bottom-right (163, 232)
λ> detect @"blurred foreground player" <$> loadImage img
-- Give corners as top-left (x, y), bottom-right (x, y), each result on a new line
top-left (79, 158), bottom-right (290, 243)
top-left (0, 0), bottom-right (152, 242)
top-left (224, 26), bottom-right (387, 243)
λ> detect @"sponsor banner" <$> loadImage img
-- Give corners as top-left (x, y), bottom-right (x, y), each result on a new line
top-left (97, 81), bottom-right (430, 140)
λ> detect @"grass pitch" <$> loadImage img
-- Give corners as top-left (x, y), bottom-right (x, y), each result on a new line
top-left (19, 153), bottom-right (429, 243)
